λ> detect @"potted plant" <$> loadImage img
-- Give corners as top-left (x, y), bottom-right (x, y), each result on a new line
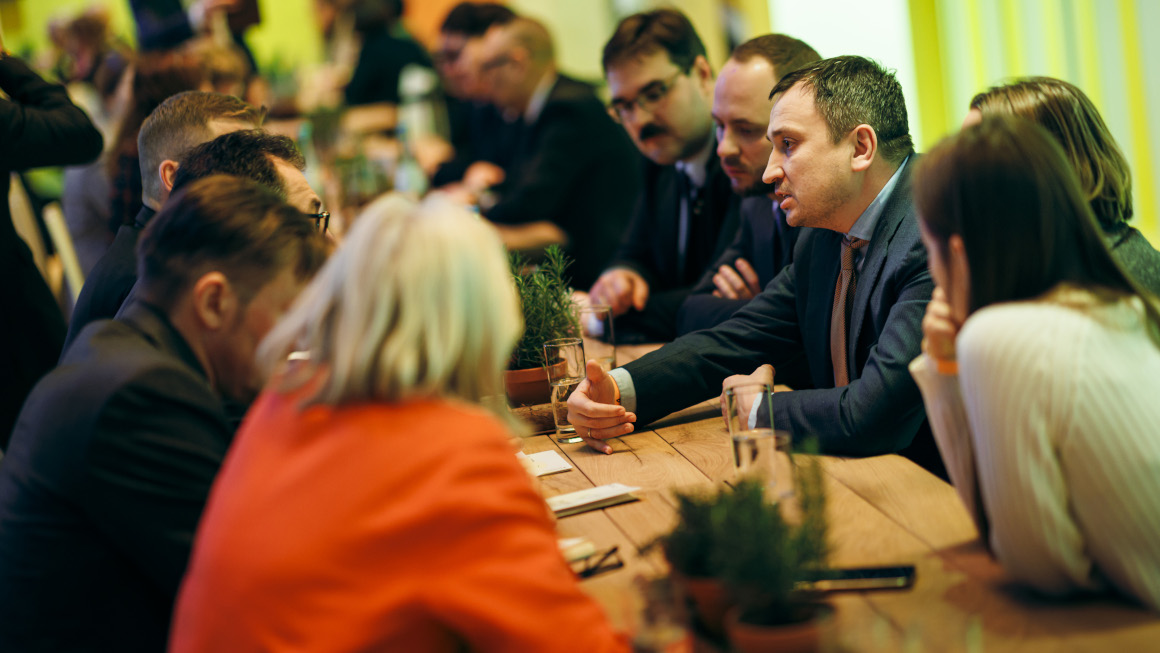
top-left (505, 246), bottom-right (580, 406)
top-left (652, 490), bottom-right (732, 637)
top-left (719, 457), bottom-right (830, 653)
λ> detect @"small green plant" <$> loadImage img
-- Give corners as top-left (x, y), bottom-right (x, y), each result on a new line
top-left (717, 454), bottom-right (829, 626)
top-left (655, 490), bottom-right (720, 578)
top-left (509, 245), bottom-right (580, 370)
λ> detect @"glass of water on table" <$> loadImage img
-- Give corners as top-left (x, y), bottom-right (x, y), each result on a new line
top-left (723, 382), bottom-right (795, 501)
top-left (543, 337), bottom-right (586, 443)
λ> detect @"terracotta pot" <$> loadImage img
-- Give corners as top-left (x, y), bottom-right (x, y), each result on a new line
top-left (671, 571), bottom-right (733, 639)
top-left (725, 604), bottom-right (830, 653)
top-left (504, 361), bottom-right (566, 407)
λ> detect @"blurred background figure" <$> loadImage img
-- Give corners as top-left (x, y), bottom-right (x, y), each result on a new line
top-left (170, 195), bottom-right (629, 652)
top-left (340, 0), bottom-right (432, 106)
top-left (911, 115), bottom-right (1160, 610)
top-left (966, 77), bottom-right (1160, 295)
top-left (0, 44), bottom-right (103, 449)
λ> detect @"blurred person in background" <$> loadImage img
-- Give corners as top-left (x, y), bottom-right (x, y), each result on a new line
top-left (340, 0), bottom-right (432, 106)
top-left (0, 43), bottom-right (104, 449)
top-left (966, 77), bottom-right (1160, 295)
top-left (430, 1), bottom-right (520, 188)
top-left (911, 115), bottom-right (1160, 610)
top-left (67, 91), bottom-right (265, 351)
top-left (471, 16), bottom-right (641, 288)
top-left (0, 177), bottom-right (329, 652)
top-left (675, 33), bottom-right (820, 336)
top-left (586, 8), bottom-right (740, 342)
top-left (170, 195), bottom-right (628, 653)
top-left (62, 50), bottom-right (133, 274)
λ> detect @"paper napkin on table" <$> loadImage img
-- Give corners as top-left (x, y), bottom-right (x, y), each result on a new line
top-left (517, 450), bottom-right (573, 477)
top-left (546, 483), bottom-right (641, 517)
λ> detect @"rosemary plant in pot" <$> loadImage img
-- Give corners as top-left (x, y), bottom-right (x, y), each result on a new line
top-left (506, 246), bottom-right (580, 406)
top-left (653, 490), bottom-right (732, 637)
top-left (719, 458), bottom-right (830, 653)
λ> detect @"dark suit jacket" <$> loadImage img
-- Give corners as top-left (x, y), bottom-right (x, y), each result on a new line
top-left (606, 145), bottom-right (741, 342)
top-left (0, 301), bottom-right (232, 652)
top-left (65, 205), bottom-right (155, 353)
top-left (0, 56), bottom-right (103, 448)
top-left (624, 159), bottom-right (942, 470)
top-left (485, 75), bottom-right (642, 288)
top-left (433, 99), bottom-right (524, 187)
top-left (677, 197), bottom-right (800, 335)
top-left (344, 30), bottom-right (433, 106)
top-left (1105, 220), bottom-right (1160, 296)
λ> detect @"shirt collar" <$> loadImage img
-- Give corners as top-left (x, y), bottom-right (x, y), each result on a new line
top-left (847, 155), bottom-right (910, 242)
top-left (523, 71), bottom-right (558, 125)
top-left (674, 136), bottom-right (715, 189)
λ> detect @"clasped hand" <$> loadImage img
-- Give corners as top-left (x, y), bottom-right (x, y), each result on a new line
top-left (565, 361), bottom-right (636, 454)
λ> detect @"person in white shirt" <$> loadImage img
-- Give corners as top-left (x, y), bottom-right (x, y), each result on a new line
top-left (910, 114), bottom-right (1160, 610)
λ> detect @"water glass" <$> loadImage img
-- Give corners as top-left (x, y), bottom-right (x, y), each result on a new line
top-left (543, 337), bottom-right (585, 443)
top-left (577, 303), bottom-right (616, 371)
top-left (723, 383), bottom-right (794, 501)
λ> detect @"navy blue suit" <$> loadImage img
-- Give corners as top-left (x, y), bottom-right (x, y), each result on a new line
top-left (624, 160), bottom-right (941, 470)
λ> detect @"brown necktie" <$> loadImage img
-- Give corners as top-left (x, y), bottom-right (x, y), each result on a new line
top-left (831, 236), bottom-right (868, 387)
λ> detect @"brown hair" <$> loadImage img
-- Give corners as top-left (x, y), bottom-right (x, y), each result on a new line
top-left (769, 55), bottom-right (914, 165)
top-left (137, 175), bottom-right (329, 311)
top-left (730, 33), bottom-right (821, 81)
top-left (915, 115), bottom-right (1159, 340)
top-left (171, 130), bottom-right (305, 198)
top-left (970, 77), bottom-right (1132, 226)
top-left (602, 8), bottom-right (706, 75)
top-left (137, 90), bottom-right (265, 205)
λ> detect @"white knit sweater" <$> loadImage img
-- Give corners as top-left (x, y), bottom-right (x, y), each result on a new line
top-left (910, 290), bottom-right (1160, 610)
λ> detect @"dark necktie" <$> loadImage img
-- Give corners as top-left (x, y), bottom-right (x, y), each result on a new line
top-left (830, 236), bottom-right (868, 387)
top-left (676, 171), bottom-right (704, 281)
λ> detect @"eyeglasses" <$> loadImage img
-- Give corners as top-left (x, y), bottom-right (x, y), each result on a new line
top-left (479, 53), bottom-right (514, 74)
top-left (607, 70), bottom-right (685, 123)
top-left (570, 546), bottom-right (624, 579)
top-left (307, 210), bottom-right (330, 234)
top-left (433, 47), bottom-right (463, 66)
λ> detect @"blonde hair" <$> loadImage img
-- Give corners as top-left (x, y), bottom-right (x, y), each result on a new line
top-left (258, 194), bottom-right (522, 412)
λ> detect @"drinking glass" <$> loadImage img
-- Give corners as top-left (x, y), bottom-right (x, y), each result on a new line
top-left (577, 303), bottom-right (616, 371)
top-left (723, 383), bottom-right (794, 501)
top-left (543, 337), bottom-right (585, 443)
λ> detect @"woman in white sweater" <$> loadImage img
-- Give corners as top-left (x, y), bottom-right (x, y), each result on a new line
top-left (909, 115), bottom-right (1160, 610)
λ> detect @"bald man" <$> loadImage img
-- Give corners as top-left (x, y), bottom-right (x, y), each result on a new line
top-left (473, 17), bottom-right (641, 287)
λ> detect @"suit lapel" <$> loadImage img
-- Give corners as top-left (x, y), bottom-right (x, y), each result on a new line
top-left (848, 162), bottom-right (915, 366)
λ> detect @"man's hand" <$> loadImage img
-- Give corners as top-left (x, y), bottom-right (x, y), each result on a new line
top-left (463, 161), bottom-right (505, 193)
top-left (567, 360), bottom-right (636, 454)
top-left (589, 268), bottom-right (649, 318)
top-left (711, 258), bottom-right (761, 300)
top-left (921, 286), bottom-right (961, 362)
top-left (719, 364), bottom-right (775, 427)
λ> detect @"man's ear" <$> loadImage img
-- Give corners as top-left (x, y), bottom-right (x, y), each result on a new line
top-left (159, 159), bottom-right (180, 194)
top-left (189, 271), bottom-right (237, 331)
top-left (850, 124), bottom-right (877, 172)
top-left (691, 54), bottom-right (714, 96)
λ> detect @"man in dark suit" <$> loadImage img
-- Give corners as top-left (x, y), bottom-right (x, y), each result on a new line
top-left (474, 16), bottom-right (641, 288)
top-left (569, 56), bottom-right (942, 474)
top-left (587, 9), bottom-right (741, 342)
top-left (65, 91), bottom-right (264, 352)
top-left (0, 176), bottom-right (329, 652)
top-left (677, 34), bottom-right (821, 336)
top-left (0, 49), bottom-right (104, 448)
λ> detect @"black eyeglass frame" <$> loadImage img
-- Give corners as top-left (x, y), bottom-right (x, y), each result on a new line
top-left (607, 70), bottom-right (686, 123)
top-left (307, 210), bottom-right (330, 234)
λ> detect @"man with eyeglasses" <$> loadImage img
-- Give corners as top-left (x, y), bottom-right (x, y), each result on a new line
top-left (468, 16), bottom-right (640, 288)
top-left (430, 2), bottom-right (521, 190)
top-left (585, 8), bottom-right (741, 343)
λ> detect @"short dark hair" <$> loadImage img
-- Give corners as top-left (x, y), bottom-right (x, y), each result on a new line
top-left (137, 175), bottom-right (328, 311)
top-left (171, 130), bottom-right (305, 199)
top-left (440, 2), bottom-right (515, 37)
top-left (138, 91), bottom-right (265, 203)
top-left (769, 55), bottom-right (914, 165)
top-left (915, 115), bottom-right (1159, 338)
top-left (970, 77), bottom-right (1132, 226)
top-left (602, 8), bottom-right (706, 75)
top-left (730, 34), bottom-right (821, 81)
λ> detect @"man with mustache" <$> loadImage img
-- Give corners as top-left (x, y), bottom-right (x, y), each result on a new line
top-left (676, 33), bottom-right (820, 336)
top-left (586, 8), bottom-right (740, 342)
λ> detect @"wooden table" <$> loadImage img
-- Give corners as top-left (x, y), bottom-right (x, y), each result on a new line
top-left (522, 345), bottom-right (1160, 651)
